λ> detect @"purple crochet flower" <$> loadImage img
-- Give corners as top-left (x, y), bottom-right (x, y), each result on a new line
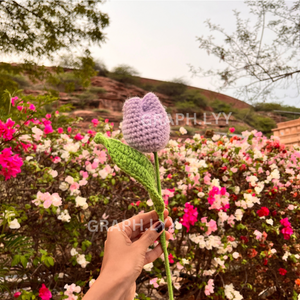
top-left (122, 92), bottom-right (170, 153)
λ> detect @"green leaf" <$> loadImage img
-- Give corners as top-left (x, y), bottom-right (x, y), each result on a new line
top-left (47, 257), bottom-right (54, 266)
top-left (94, 133), bottom-right (165, 213)
top-left (20, 256), bottom-right (28, 268)
top-left (11, 254), bottom-right (21, 266)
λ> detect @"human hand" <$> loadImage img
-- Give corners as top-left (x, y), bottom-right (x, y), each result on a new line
top-left (83, 209), bottom-right (173, 300)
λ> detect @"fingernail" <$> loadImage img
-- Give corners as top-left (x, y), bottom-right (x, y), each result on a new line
top-left (155, 221), bottom-right (165, 233)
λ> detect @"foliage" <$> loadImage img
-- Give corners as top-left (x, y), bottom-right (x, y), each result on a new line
top-left (235, 108), bottom-right (276, 136)
top-left (0, 0), bottom-right (109, 59)
top-left (2, 93), bottom-right (300, 299)
top-left (94, 60), bottom-right (109, 77)
top-left (211, 99), bottom-right (233, 114)
top-left (174, 89), bottom-right (208, 111)
top-left (155, 78), bottom-right (187, 97)
top-left (108, 64), bottom-right (140, 85)
top-left (191, 0), bottom-right (300, 102)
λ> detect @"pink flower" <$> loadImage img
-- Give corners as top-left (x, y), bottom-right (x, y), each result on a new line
top-left (29, 104), bottom-right (36, 111)
top-left (11, 96), bottom-right (18, 107)
top-left (280, 218), bottom-right (291, 227)
top-left (74, 133), bottom-right (84, 141)
top-left (150, 278), bottom-right (159, 288)
top-left (44, 125), bottom-right (53, 135)
top-left (0, 148), bottom-right (23, 180)
top-left (168, 253), bottom-right (174, 263)
top-left (0, 119), bottom-right (16, 141)
top-left (67, 127), bottom-right (72, 133)
top-left (57, 128), bottom-right (63, 134)
top-left (278, 268), bottom-right (287, 276)
top-left (13, 292), bottom-right (21, 298)
top-left (105, 119), bottom-right (109, 123)
top-left (106, 131), bottom-right (111, 137)
top-left (17, 106), bottom-right (23, 111)
top-left (136, 200), bottom-right (141, 206)
top-left (180, 202), bottom-right (198, 232)
top-left (45, 114), bottom-right (51, 119)
top-left (39, 284), bottom-right (52, 300)
top-left (229, 127), bottom-right (235, 133)
top-left (205, 279), bottom-right (214, 296)
top-left (91, 119), bottom-right (99, 127)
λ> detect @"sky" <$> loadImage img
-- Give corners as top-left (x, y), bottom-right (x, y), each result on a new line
top-left (3, 0), bottom-right (299, 107)
top-left (89, 0), bottom-right (300, 107)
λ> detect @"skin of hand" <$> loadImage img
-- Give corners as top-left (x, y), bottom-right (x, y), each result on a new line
top-left (82, 209), bottom-right (173, 300)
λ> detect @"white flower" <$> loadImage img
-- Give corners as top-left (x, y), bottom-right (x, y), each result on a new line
top-left (71, 248), bottom-right (78, 256)
top-left (48, 169), bottom-right (58, 178)
top-left (65, 176), bottom-right (74, 185)
top-left (59, 182), bottom-right (69, 191)
top-left (266, 219), bottom-right (273, 225)
top-left (235, 209), bottom-right (243, 221)
top-left (77, 254), bottom-right (89, 268)
top-left (182, 258), bottom-right (189, 265)
top-left (146, 199), bottom-right (153, 206)
top-left (179, 127), bottom-right (187, 135)
top-left (234, 186), bottom-right (240, 195)
top-left (58, 210), bottom-right (71, 222)
top-left (175, 221), bottom-right (182, 230)
top-left (232, 252), bottom-right (239, 259)
top-left (212, 134), bottom-right (220, 141)
top-left (89, 279), bottom-right (96, 288)
top-left (58, 273), bottom-right (64, 278)
top-left (9, 218), bottom-right (20, 229)
top-left (26, 156), bottom-right (33, 161)
top-left (143, 262), bottom-right (153, 272)
top-left (197, 192), bottom-right (205, 198)
top-left (75, 196), bottom-right (88, 209)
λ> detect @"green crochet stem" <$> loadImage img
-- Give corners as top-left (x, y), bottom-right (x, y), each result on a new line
top-left (93, 133), bottom-right (173, 299)
top-left (154, 152), bottom-right (174, 300)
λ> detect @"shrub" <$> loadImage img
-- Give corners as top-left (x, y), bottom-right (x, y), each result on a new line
top-left (1, 97), bottom-right (300, 300)
top-left (108, 64), bottom-right (140, 85)
top-left (94, 60), bottom-right (109, 77)
top-left (155, 78), bottom-right (188, 97)
top-left (211, 99), bottom-right (233, 114)
top-left (175, 89), bottom-right (208, 111)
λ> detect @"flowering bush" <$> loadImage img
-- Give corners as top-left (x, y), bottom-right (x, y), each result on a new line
top-left (1, 95), bottom-right (300, 300)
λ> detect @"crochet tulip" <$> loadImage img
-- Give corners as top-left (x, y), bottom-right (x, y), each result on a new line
top-left (122, 92), bottom-right (170, 153)
top-left (94, 92), bottom-right (174, 299)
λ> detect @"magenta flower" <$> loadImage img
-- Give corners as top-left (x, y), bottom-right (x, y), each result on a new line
top-left (280, 218), bottom-right (291, 227)
top-left (39, 284), bottom-right (52, 300)
top-left (13, 292), bottom-right (21, 298)
top-left (44, 125), bottom-right (53, 135)
top-left (229, 127), bottom-right (235, 133)
top-left (0, 119), bottom-right (16, 141)
top-left (29, 104), bottom-right (36, 111)
top-left (180, 202), bottom-right (198, 232)
top-left (57, 128), bottom-right (63, 134)
top-left (168, 253), bottom-right (174, 263)
top-left (122, 92), bottom-right (170, 153)
top-left (74, 133), bottom-right (84, 141)
top-left (0, 148), bottom-right (23, 180)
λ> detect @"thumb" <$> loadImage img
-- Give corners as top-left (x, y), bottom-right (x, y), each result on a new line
top-left (138, 221), bottom-right (165, 249)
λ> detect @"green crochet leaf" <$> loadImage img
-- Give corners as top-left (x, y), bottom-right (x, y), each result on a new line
top-left (94, 133), bottom-right (165, 213)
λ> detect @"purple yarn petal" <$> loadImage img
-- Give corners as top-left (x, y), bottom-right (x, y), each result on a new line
top-left (122, 92), bottom-right (170, 153)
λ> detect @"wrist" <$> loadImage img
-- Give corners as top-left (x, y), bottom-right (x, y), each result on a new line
top-left (83, 269), bottom-right (135, 300)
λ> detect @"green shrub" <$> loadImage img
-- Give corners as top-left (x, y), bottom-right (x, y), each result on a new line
top-left (108, 64), bottom-right (140, 85)
top-left (175, 101), bottom-right (203, 113)
top-left (210, 99), bottom-right (233, 114)
top-left (89, 86), bottom-right (106, 94)
top-left (155, 78), bottom-right (187, 97)
top-left (94, 60), bottom-right (109, 77)
top-left (175, 89), bottom-right (208, 110)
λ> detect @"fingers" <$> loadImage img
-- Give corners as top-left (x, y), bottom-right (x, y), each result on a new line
top-left (144, 232), bottom-right (172, 265)
top-left (124, 209), bottom-right (169, 239)
top-left (131, 216), bottom-right (173, 242)
top-left (136, 218), bottom-right (173, 250)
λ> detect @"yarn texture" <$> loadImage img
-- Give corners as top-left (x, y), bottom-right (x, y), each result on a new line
top-left (122, 92), bottom-right (170, 153)
top-left (94, 133), bottom-right (165, 213)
